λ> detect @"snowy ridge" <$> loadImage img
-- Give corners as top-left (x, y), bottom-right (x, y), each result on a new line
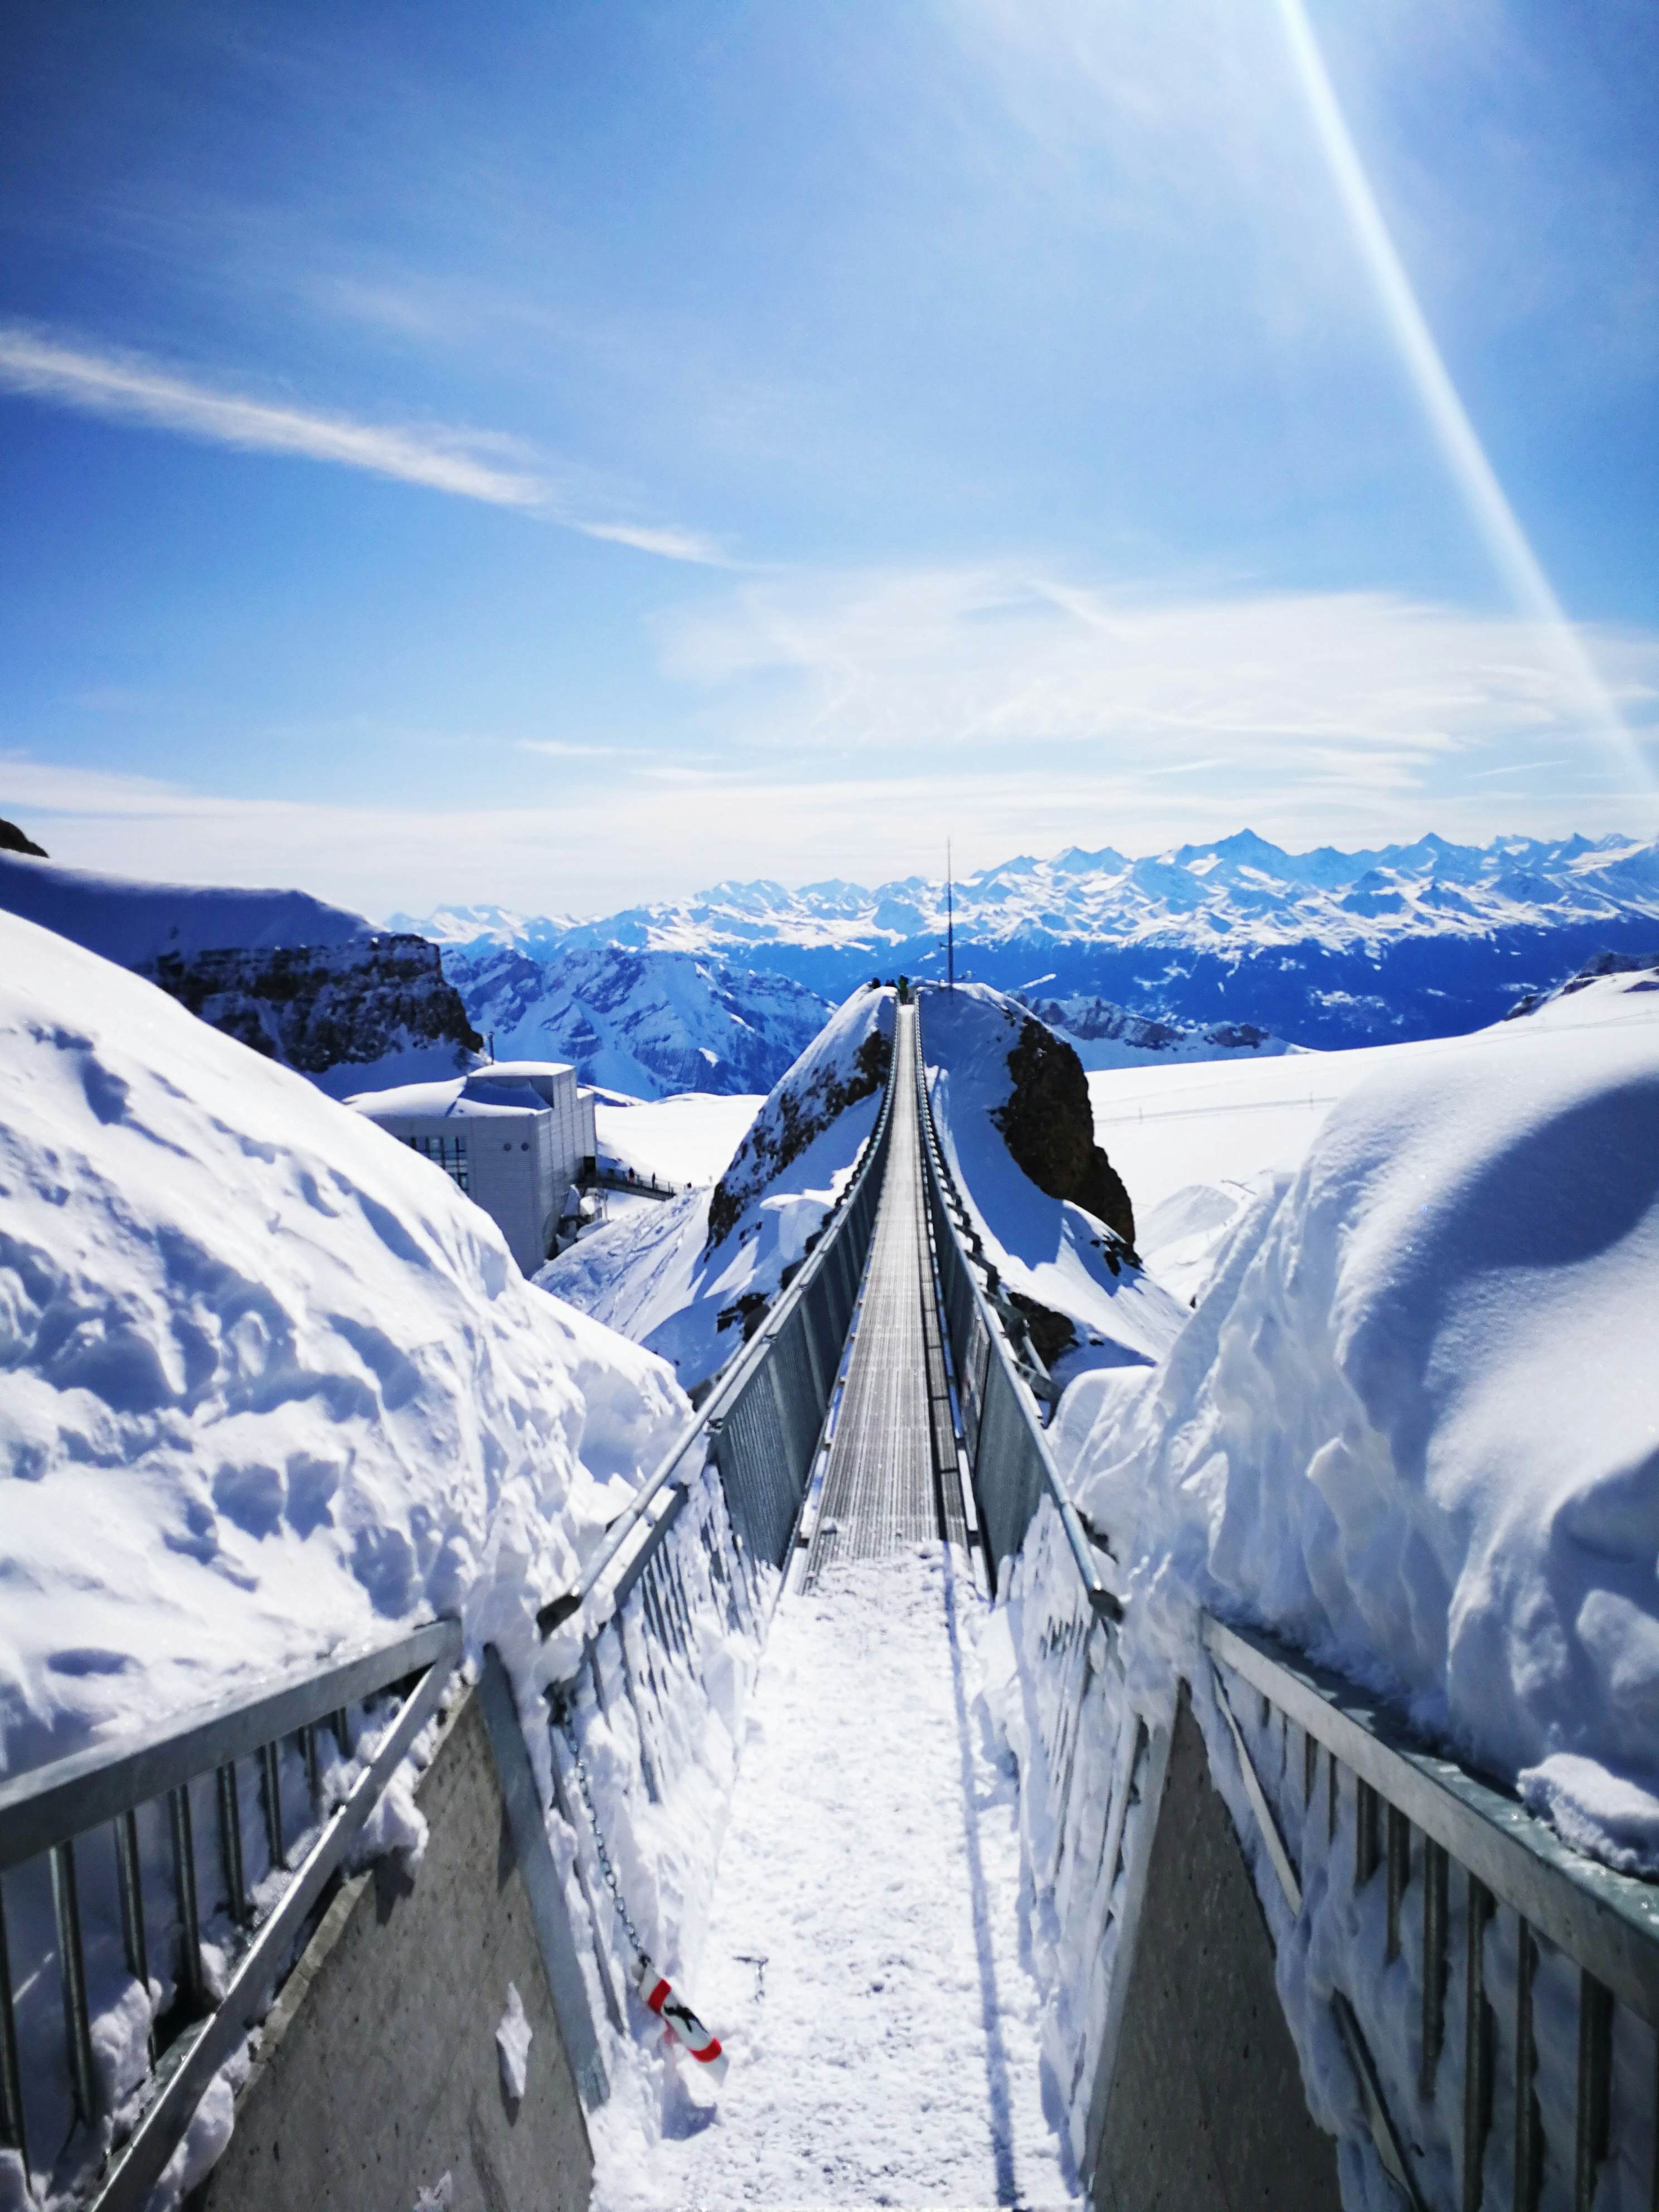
top-left (0, 850), bottom-right (371, 967)
top-left (922, 986), bottom-right (1187, 1386)
top-left (395, 829), bottom-right (1659, 1044)
top-left (0, 851), bottom-right (482, 1100)
top-left (540, 988), bottom-right (894, 1392)
top-left (442, 942), bottom-right (832, 1100)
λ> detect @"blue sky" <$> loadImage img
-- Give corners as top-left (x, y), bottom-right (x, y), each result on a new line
top-left (2, 0), bottom-right (1656, 916)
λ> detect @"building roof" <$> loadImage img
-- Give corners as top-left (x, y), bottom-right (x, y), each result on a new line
top-left (347, 1073), bottom-right (548, 1123)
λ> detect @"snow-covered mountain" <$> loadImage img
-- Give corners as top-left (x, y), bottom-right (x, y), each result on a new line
top-left (443, 942), bottom-right (833, 1099)
top-left (383, 901), bottom-right (574, 959)
top-left (542, 986), bottom-right (894, 1390)
top-left (921, 985), bottom-right (1186, 1388)
top-left (0, 848), bottom-right (481, 1096)
top-left (399, 830), bottom-right (1659, 1049)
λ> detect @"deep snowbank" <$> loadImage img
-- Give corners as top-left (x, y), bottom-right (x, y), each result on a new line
top-left (1058, 993), bottom-right (1659, 1873)
top-left (540, 988), bottom-right (892, 1391)
top-left (921, 986), bottom-right (1185, 1386)
top-left (0, 912), bottom-right (687, 1781)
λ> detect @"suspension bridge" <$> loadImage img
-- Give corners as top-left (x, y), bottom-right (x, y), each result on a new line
top-left (6, 1002), bottom-right (1658, 2212)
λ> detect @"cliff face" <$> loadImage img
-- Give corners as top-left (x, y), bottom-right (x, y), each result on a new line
top-left (139, 935), bottom-right (481, 1078)
top-left (994, 1016), bottom-right (1136, 1247)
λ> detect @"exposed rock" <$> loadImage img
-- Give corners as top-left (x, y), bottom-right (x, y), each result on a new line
top-left (1008, 1289), bottom-right (1077, 1368)
top-left (706, 1025), bottom-right (891, 1251)
top-left (993, 1017), bottom-right (1136, 1246)
top-left (139, 935), bottom-right (482, 1075)
top-left (0, 818), bottom-right (47, 858)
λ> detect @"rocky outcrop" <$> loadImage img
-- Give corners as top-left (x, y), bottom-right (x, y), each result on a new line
top-left (140, 935), bottom-right (482, 1075)
top-left (0, 818), bottom-right (47, 858)
top-left (993, 1017), bottom-right (1136, 1247)
top-left (705, 1016), bottom-right (890, 1251)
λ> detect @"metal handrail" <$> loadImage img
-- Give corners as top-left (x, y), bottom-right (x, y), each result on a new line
top-left (561, 1008), bottom-right (899, 1623)
top-left (1206, 1616), bottom-right (1659, 2030)
top-left (911, 996), bottom-right (1116, 1614)
top-left (0, 1621), bottom-right (459, 1872)
top-left (0, 1618), bottom-right (462, 2208)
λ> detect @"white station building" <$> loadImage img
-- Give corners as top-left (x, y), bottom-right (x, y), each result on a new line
top-left (350, 1060), bottom-right (597, 1275)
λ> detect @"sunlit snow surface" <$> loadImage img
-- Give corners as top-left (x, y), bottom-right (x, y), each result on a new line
top-left (1061, 958), bottom-right (1659, 1874)
top-left (593, 1090), bottom-right (763, 1191)
top-left (590, 1548), bottom-right (1079, 2212)
top-left (0, 909), bottom-right (686, 1777)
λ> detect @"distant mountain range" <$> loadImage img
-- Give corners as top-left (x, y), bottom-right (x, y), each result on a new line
top-left (448, 942), bottom-right (834, 1098)
top-left (392, 830), bottom-right (1659, 1049)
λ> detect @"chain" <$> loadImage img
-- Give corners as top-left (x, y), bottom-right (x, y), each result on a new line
top-left (557, 1709), bottom-right (647, 1966)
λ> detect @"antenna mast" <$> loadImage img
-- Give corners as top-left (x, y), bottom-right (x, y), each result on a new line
top-left (946, 839), bottom-right (954, 990)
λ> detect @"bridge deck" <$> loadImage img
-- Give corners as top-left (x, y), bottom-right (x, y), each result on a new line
top-left (804, 1005), bottom-right (967, 1583)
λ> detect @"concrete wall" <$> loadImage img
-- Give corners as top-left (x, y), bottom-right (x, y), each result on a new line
top-left (192, 1688), bottom-right (594, 2212)
top-left (1091, 1690), bottom-right (1341, 2212)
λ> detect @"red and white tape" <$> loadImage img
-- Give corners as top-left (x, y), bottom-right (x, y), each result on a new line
top-left (636, 1953), bottom-right (727, 2083)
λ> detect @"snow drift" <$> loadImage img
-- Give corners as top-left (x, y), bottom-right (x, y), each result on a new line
top-left (921, 986), bottom-right (1185, 1388)
top-left (540, 987), bottom-right (893, 1392)
top-left (1056, 981), bottom-right (1659, 1874)
top-left (0, 910), bottom-right (687, 1782)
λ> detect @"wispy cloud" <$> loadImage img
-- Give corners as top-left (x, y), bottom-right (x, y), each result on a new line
top-left (0, 324), bottom-right (724, 561)
top-left (579, 520), bottom-right (727, 565)
top-left (661, 565), bottom-right (1659, 767)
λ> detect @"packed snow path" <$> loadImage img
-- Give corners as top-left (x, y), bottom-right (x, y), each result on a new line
top-left (594, 1010), bottom-right (1077, 2209)
top-left (806, 1007), bottom-right (968, 1579)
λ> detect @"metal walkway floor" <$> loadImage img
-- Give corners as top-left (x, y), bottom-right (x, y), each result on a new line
top-left (804, 1005), bottom-right (968, 1583)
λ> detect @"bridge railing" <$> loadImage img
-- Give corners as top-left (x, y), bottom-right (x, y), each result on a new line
top-left (540, 1017), bottom-right (899, 2032)
top-left (913, 995), bottom-right (1659, 2208)
top-left (0, 1619), bottom-right (461, 2212)
top-left (912, 1000), bottom-right (1147, 2174)
top-left (1203, 1614), bottom-right (1659, 2211)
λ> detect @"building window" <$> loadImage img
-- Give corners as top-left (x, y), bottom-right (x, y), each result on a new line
top-left (407, 1132), bottom-right (469, 1192)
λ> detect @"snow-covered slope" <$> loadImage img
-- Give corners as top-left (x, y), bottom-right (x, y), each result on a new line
top-left (1055, 974), bottom-right (1659, 1876)
top-left (0, 909), bottom-right (686, 1783)
top-left (1017, 989), bottom-right (1291, 1071)
top-left (444, 942), bottom-right (832, 1099)
top-left (1503, 947), bottom-right (1659, 1025)
top-left (0, 849), bottom-right (371, 966)
top-left (397, 830), bottom-right (1659, 1047)
top-left (593, 1093), bottom-right (762, 1192)
top-left (541, 988), bottom-right (893, 1392)
top-left (921, 986), bottom-right (1186, 1386)
top-left (0, 851), bottom-right (481, 1097)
